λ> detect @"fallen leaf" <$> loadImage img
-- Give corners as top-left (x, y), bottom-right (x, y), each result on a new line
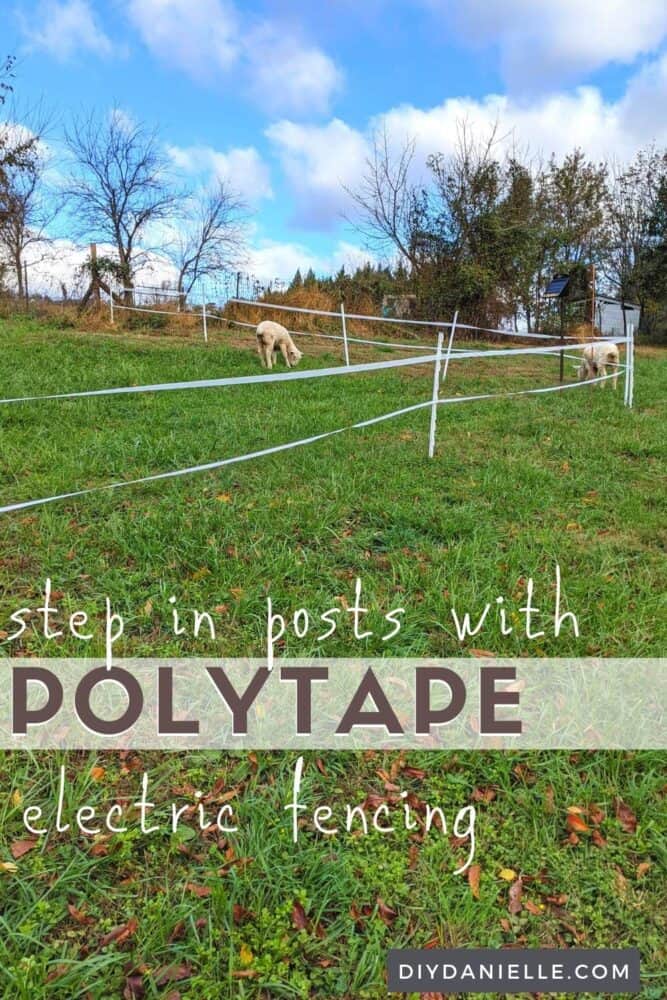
top-left (291, 900), bottom-right (309, 931)
top-left (1, 861), bottom-right (18, 874)
top-left (566, 813), bottom-right (590, 834)
top-left (614, 798), bottom-right (637, 834)
top-left (589, 804), bottom-right (605, 825)
top-left (499, 868), bottom-right (516, 882)
top-left (232, 904), bottom-right (252, 924)
top-left (154, 965), bottom-right (191, 986)
top-left (591, 829), bottom-right (607, 848)
top-left (46, 965), bottom-right (69, 984)
top-left (524, 899), bottom-right (542, 916)
top-left (68, 902), bottom-right (95, 925)
top-left (90, 766), bottom-right (106, 782)
top-left (10, 839), bottom-right (37, 859)
top-left (123, 974), bottom-right (145, 999)
top-left (185, 883), bottom-right (211, 898)
top-left (239, 944), bottom-right (254, 966)
top-left (168, 921), bottom-right (186, 942)
top-left (402, 766), bottom-right (426, 780)
top-left (99, 917), bottom-right (138, 949)
top-left (467, 864), bottom-right (481, 899)
top-left (636, 862), bottom-right (651, 879)
top-left (472, 787), bottom-right (496, 804)
top-left (376, 897), bottom-right (397, 926)
top-left (508, 877), bottom-right (523, 915)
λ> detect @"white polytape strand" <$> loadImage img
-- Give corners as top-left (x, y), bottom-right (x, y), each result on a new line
top-left (0, 370), bottom-right (623, 516)
top-left (227, 298), bottom-right (572, 341)
top-left (0, 338), bottom-right (627, 408)
top-left (0, 398), bottom-right (433, 515)
top-left (0, 352), bottom-right (440, 406)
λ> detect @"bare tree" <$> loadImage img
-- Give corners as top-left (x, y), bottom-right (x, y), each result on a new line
top-left (345, 127), bottom-right (420, 268)
top-left (0, 71), bottom-right (56, 297)
top-left (0, 128), bottom-right (61, 296)
top-left (64, 109), bottom-right (176, 296)
top-left (1, 58), bottom-right (43, 227)
top-left (168, 180), bottom-right (247, 299)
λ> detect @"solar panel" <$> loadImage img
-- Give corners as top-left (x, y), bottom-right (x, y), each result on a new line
top-left (545, 275), bottom-right (570, 297)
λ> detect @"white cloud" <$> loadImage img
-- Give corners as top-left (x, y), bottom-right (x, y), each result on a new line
top-left (246, 238), bottom-right (374, 284)
top-left (265, 118), bottom-right (368, 229)
top-left (423, 0), bottom-right (667, 90)
top-left (267, 52), bottom-right (667, 232)
top-left (125, 0), bottom-right (341, 115)
top-left (166, 143), bottom-right (273, 203)
top-left (8, 238), bottom-right (180, 297)
top-left (244, 23), bottom-right (342, 116)
top-left (126, 0), bottom-right (238, 81)
top-left (9, 233), bottom-right (371, 299)
top-left (20, 0), bottom-right (115, 60)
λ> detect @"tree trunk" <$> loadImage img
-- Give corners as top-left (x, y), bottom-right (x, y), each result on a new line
top-left (14, 250), bottom-right (24, 298)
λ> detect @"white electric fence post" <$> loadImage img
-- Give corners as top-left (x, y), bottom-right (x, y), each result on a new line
top-left (628, 323), bottom-right (635, 406)
top-left (428, 330), bottom-right (445, 458)
top-left (109, 284), bottom-right (114, 324)
top-left (441, 309), bottom-right (458, 385)
top-left (623, 325), bottom-right (631, 406)
top-left (340, 299), bottom-right (350, 366)
top-left (201, 287), bottom-right (208, 344)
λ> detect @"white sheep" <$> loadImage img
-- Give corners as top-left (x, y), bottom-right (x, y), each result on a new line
top-left (578, 341), bottom-right (621, 389)
top-left (256, 320), bottom-right (304, 369)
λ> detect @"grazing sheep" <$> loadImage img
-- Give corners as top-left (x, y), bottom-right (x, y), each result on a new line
top-left (256, 320), bottom-right (303, 370)
top-left (578, 341), bottom-right (621, 389)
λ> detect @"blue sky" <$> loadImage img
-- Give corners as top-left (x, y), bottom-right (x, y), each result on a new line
top-left (5, 0), bottom-right (667, 285)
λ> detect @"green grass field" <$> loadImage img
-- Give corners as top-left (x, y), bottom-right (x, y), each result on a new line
top-left (0, 315), bottom-right (665, 998)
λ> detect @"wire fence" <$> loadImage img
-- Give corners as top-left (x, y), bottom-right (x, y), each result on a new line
top-left (0, 295), bottom-right (634, 515)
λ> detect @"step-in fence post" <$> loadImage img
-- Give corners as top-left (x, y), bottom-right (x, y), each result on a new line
top-left (202, 287), bottom-right (208, 344)
top-left (441, 309), bottom-right (458, 386)
top-left (623, 325), bottom-right (631, 406)
top-left (109, 284), bottom-right (114, 324)
top-left (627, 322), bottom-right (634, 408)
top-left (340, 298), bottom-right (350, 366)
top-left (428, 330), bottom-right (445, 458)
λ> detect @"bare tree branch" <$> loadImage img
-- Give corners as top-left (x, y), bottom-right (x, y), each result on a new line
top-left (167, 180), bottom-right (248, 298)
top-left (344, 126), bottom-right (420, 267)
top-left (63, 109), bottom-right (177, 294)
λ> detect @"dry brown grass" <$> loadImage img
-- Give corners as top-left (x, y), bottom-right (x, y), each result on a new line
top-left (567, 321), bottom-right (602, 342)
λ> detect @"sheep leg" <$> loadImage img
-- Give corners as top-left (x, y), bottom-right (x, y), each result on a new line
top-left (280, 342), bottom-right (292, 367)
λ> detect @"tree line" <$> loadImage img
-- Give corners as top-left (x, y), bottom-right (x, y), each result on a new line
top-left (1, 56), bottom-right (666, 338)
top-left (343, 125), bottom-right (667, 338)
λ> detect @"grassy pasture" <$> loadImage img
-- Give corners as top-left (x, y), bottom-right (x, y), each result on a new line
top-left (0, 315), bottom-right (665, 998)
